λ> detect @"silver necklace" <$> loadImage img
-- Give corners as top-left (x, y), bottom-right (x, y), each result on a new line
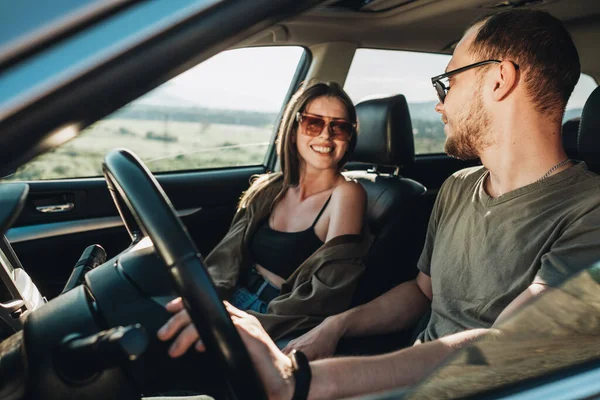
top-left (486, 158), bottom-right (571, 196)
top-left (536, 158), bottom-right (572, 182)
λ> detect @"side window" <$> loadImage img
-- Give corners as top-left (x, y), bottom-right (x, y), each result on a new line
top-left (8, 46), bottom-right (305, 180)
top-left (345, 49), bottom-right (597, 155)
top-left (344, 49), bottom-right (451, 155)
top-left (565, 73), bottom-right (597, 122)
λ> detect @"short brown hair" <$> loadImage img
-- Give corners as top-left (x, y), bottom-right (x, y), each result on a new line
top-left (468, 9), bottom-right (580, 117)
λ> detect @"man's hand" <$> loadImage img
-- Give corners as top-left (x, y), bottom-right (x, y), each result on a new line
top-left (157, 297), bottom-right (295, 400)
top-left (282, 315), bottom-right (346, 360)
top-left (157, 297), bottom-right (204, 356)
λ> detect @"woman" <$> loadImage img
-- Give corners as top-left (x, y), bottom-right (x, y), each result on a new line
top-left (159, 81), bottom-right (373, 355)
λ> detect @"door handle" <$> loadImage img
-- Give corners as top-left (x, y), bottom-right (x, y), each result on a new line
top-left (36, 203), bottom-right (75, 213)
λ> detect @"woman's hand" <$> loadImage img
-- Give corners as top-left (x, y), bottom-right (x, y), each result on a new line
top-left (282, 315), bottom-right (346, 360)
top-left (157, 298), bottom-right (295, 400)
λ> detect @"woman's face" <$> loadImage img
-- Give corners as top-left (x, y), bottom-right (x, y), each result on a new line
top-left (295, 96), bottom-right (352, 174)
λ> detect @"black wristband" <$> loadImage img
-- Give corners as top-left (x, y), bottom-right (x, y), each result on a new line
top-left (289, 350), bottom-right (312, 400)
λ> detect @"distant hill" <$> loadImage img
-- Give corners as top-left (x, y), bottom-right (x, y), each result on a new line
top-left (110, 102), bottom-right (445, 126)
top-left (109, 103), bottom-right (278, 128)
top-left (108, 101), bottom-right (582, 129)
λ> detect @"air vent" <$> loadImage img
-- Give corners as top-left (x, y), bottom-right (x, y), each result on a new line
top-left (480, 0), bottom-right (558, 9)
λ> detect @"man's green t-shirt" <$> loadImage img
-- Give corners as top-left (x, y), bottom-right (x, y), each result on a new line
top-left (417, 162), bottom-right (600, 342)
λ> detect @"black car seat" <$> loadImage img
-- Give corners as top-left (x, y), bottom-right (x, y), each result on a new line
top-left (562, 117), bottom-right (580, 160)
top-left (577, 86), bottom-right (600, 173)
top-left (337, 95), bottom-right (427, 355)
top-left (345, 94), bottom-right (426, 306)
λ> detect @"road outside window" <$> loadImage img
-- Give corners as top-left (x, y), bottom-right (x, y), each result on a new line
top-left (6, 46), bottom-right (304, 180)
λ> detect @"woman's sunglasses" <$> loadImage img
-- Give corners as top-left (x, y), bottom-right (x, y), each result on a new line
top-left (296, 112), bottom-right (355, 142)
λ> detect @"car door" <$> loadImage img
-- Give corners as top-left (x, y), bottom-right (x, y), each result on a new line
top-left (0, 0), bottom-right (318, 300)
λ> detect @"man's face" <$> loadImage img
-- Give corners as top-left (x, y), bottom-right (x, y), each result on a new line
top-left (436, 25), bottom-right (493, 160)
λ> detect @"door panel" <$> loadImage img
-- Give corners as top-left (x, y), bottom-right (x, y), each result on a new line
top-left (8, 166), bottom-right (264, 299)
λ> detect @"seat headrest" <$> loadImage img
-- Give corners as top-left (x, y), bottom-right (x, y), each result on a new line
top-left (578, 86), bottom-right (600, 173)
top-left (351, 95), bottom-right (415, 167)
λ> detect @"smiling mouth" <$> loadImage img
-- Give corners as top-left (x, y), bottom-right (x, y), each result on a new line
top-left (311, 145), bottom-right (334, 154)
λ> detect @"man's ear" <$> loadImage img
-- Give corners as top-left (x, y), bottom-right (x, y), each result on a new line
top-left (491, 60), bottom-right (519, 102)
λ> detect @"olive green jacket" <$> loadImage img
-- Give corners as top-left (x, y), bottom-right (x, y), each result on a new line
top-left (205, 177), bottom-right (373, 340)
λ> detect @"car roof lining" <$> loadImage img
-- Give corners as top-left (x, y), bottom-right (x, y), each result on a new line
top-left (245, 0), bottom-right (600, 81)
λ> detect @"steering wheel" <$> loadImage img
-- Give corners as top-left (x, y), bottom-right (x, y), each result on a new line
top-left (102, 148), bottom-right (267, 399)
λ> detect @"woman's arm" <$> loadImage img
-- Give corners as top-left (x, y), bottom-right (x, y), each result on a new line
top-left (325, 180), bottom-right (367, 241)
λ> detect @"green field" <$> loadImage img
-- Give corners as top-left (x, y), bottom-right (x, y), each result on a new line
top-left (7, 119), bottom-right (273, 181)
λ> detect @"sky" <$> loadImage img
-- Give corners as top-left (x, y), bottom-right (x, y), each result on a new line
top-left (137, 47), bottom-right (305, 112)
top-left (138, 47), bottom-right (596, 113)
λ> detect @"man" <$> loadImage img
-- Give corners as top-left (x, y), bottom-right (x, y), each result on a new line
top-left (158, 9), bottom-right (600, 399)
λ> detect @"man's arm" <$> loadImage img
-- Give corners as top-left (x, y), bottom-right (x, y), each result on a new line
top-left (306, 328), bottom-right (488, 400)
top-left (301, 281), bottom-right (549, 399)
top-left (157, 281), bottom-right (547, 399)
top-left (493, 282), bottom-right (548, 326)
top-left (340, 272), bottom-right (432, 337)
top-left (283, 272), bottom-right (431, 358)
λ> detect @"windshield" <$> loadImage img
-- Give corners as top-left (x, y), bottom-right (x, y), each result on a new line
top-left (408, 264), bottom-right (600, 399)
top-left (0, 0), bottom-right (109, 64)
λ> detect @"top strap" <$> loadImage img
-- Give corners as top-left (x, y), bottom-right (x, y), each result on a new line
top-left (311, 195), bottom-right (333, 228)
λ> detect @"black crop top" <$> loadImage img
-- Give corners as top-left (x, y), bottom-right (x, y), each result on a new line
top-left (249, 196), bottom-right (331, 280)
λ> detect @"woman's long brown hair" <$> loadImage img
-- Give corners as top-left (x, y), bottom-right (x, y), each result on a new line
top-left (238, 81), bottom-right (358, 211)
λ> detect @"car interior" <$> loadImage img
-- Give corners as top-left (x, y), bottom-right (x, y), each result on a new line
top-left (0, 0), bottom-right (599, 399)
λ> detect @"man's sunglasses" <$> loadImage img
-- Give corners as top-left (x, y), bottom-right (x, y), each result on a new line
top-left (431, 59), bottom-right (520, 103)
top-left (296, 112), bottom-right (355, 142)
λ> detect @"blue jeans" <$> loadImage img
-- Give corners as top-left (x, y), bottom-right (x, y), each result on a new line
top-left (230, 281), bottom-right (279, 314)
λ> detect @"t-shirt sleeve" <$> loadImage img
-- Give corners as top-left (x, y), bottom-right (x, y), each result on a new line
top-left (417, 178), bottom-right (450, 276)
top-left (535, 206), bottom-right (600, 286)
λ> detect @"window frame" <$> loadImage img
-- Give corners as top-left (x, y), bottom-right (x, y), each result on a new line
top-left (265, 47), bottom-right (313, 173)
